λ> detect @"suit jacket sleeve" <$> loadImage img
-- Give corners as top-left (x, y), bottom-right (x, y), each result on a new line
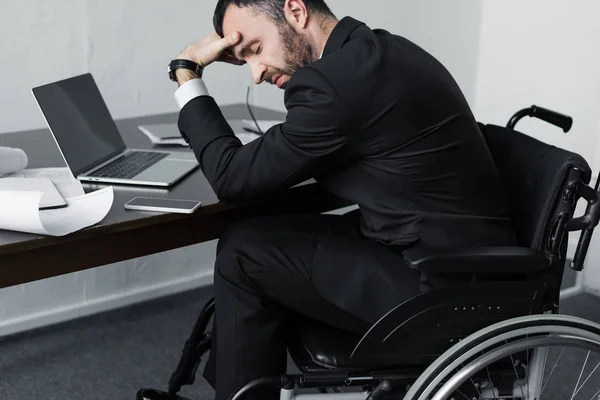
top-left (177, 67), bottom-right (354, 202)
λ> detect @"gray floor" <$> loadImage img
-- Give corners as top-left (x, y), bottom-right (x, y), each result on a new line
top-left (1, 287), bottom-right (600, 400)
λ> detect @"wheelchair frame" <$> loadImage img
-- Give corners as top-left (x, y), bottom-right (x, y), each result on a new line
top-left (137, 106), bottom-right (600, 400)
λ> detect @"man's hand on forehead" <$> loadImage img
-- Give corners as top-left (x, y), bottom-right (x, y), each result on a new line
top-left (173, 31), bottom-right (244, 85)
top-left (177, 31), bottom-right (244, 69)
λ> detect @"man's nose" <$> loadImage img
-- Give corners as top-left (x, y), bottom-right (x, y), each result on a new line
top-left (250, 62), bottom-right (267, 84)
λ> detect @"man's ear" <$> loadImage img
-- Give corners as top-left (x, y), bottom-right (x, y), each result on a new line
top-left (284, 0), bottom-right (309, 30)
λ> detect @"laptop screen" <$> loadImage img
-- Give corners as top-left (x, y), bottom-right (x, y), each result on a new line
top-left (32, 73), bottom-right (126, 176)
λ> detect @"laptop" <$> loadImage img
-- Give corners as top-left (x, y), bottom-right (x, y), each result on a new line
top-left (31, 73), bottom-right (199, 187)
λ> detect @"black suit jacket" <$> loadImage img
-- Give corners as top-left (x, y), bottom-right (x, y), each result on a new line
top-left (178, 17), bottom-right (516, 250)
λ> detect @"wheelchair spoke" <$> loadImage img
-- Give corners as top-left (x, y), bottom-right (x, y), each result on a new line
top-left (540, 347), bottom-right (565, 396)
top-left (588, 388), bottom-right (600, 400)
top-left (571, 351), bottom-right (591, 400)
top-left (505, 340), bottom-right (524, 398)
top-left (573, 359), bottom-right (600, 398)
top-left (484, 366), bottom-right (497, 400)
top-left (468, 377), bottom-right (481, 399)
top-left (543, 345), bottom-right (549, 374)
top-left (526, 336), bottom-right (529, 399)
top-left (455, 388), bottom-right (473, 400)
top-left (457, 361), bottom-right (482, 399)
top-left (462, 362), bottom-right (482, 399)
top-left (508, 353), bottom-right (526, 399)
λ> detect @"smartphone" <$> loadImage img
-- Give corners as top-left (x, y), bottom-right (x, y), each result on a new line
top-left (124, 197), bottom-right (202, 214)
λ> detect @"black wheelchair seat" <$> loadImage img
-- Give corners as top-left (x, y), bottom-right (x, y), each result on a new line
top-left (287, 318), bottom-right (364, 371)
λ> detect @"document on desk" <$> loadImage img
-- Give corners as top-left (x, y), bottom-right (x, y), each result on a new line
top-left (0, 177), bottom-right (67, 209)
top-left (0, 187), bottom-right (114, 236)
top-left (138, 123), bottom-right (261, 146)
top-left (5, 167), bottom-right (85, 199)
top-left (0, 146), bottom-right (107, 236)
top-left (0, 145), bottom-right (85, 199)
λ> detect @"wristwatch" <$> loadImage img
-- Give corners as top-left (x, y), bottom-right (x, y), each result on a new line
top-left (168, 59), bottom-right (204, 82)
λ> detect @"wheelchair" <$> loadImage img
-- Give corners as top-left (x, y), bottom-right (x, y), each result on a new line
top-left (138, 105), bottom-right (600, 400)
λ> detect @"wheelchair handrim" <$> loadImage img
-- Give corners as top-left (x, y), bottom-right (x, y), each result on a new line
top-left (404, 315), bottom-right (600, 400)
top-left (431, 334), bottom-right (600, 400)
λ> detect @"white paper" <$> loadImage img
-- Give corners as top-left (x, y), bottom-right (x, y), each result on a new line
top-left (0, 147), bottom-right (28, 175)
top-left (0, 146), bottom-right (107, 236)
top-left (138, 124), bottom-right (181, 140)
top-left (0, 187), bottom-right (113, 236)
top-left (138, 124), bottom-right (188, 146)
top-left (0, 177), bottom-right (66, 209)
top-left (0, 144), bottom-right (84, 199)
top-left (138, 123), bottom-right (261, 147)
top-left (6, 167), bottom-right (85, 198)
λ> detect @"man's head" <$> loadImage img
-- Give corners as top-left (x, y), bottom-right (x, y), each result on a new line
top-left (214, 0), bottom-right (336, 89)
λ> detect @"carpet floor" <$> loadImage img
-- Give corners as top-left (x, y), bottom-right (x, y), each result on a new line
top-left (1, 287), bottom-right (600, 400)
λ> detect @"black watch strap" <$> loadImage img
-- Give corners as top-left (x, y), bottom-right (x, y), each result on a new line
top-left (168, 59), bottom-right (204, 82)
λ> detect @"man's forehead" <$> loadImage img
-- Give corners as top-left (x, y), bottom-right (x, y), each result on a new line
top-left (222, 5), bottom-right (256, 35)
top-left (222, 4), bottom-right (277, 34)
top-left (222, 6), bottom-right (263, 58)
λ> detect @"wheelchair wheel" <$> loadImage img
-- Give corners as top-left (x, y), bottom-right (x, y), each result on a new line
top-left (404, 315), bottom-right (600, 400)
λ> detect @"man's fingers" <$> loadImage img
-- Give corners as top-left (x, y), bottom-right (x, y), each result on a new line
top-left (204, 32), bottom-right (242, 66)
top-left (186, 31), bottom-right (242, 67)
top-left (220, 31), bottom-right (241, 50)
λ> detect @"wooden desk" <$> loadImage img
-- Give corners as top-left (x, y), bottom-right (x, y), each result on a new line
top-left (0, 104), bottom-right (347, 289)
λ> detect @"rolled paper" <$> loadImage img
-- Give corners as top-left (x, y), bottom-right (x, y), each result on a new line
top-left (0, 147), bottom-right (28, 175)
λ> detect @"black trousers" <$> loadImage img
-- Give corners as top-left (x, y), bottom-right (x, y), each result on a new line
top-left (202, 212), bottom-right (424, 400)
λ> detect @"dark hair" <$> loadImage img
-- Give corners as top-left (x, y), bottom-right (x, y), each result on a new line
top-left (213, 0), bottom-right (334, 37)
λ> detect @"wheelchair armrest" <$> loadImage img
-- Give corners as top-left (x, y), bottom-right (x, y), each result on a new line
top-left (403, 246), bottom-right (553, 274)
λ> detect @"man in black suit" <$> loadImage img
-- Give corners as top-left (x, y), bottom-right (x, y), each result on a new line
top-left (168, 1), bottom-right (516, 399)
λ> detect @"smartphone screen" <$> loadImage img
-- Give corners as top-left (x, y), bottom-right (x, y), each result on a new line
top-left (125, 197), bottom-right (201, 213)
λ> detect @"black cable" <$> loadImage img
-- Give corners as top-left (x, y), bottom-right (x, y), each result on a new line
top-left (246, 85), bottom-right (264, 135)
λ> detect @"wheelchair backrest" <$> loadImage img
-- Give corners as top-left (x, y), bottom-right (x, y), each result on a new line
top-left (478, 123), bottom-right (591, 255)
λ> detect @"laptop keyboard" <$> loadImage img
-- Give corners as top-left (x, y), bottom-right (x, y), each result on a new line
top-left (91, 151), bottom-right (169, 179)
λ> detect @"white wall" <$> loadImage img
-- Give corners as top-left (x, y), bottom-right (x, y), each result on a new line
top-left (254, 0), bottom-right (483, 113)
top-left (473, 0), bottom-right (600, 293)
top-left (0, 1), bottom-right (484, 336)
top-left (474, 0), bottom-right (600, 165)
top-left (0, 0), bottom-right (250, 134)
top-left (0, 0), bottom-right (482, 134)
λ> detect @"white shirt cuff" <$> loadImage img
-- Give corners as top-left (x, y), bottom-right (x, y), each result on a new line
top-left (174, 79), bottom-right (210, 109)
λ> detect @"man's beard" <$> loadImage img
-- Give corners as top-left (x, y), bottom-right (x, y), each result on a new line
top-left (276, 24), bottom-right (315, 77)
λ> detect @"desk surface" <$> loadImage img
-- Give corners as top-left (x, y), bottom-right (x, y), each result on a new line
top-left (0, 104), bottom-right (347, 289)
